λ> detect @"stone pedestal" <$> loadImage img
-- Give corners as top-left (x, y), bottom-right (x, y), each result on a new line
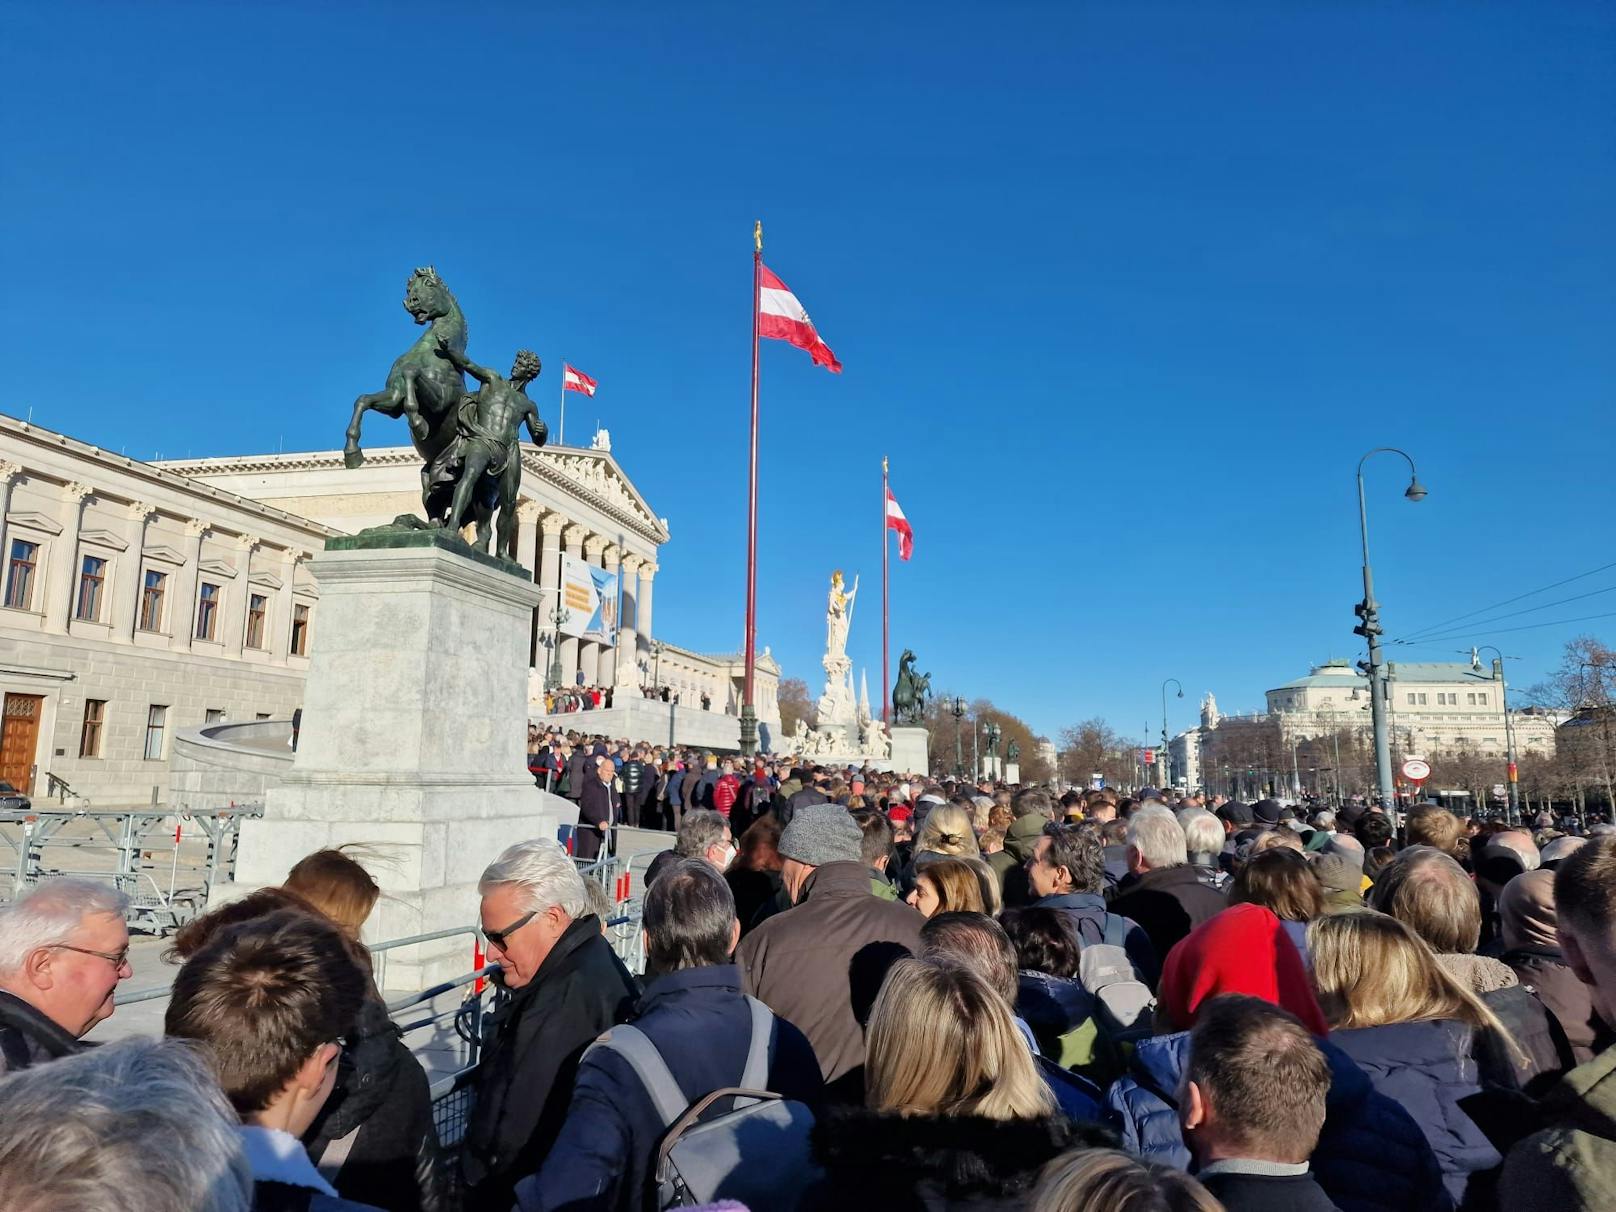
top-left (1005, 763), bottom-right (1022, 785)
top-left (232, 531), bottom-right (565, 992)
top-left (889, 726), bottom-right (930, 777)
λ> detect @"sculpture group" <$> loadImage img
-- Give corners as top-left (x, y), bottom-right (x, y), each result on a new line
top-left (342, 267), bottom-right (545, 561)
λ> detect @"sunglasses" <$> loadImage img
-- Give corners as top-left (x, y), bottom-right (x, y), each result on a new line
top-left (482, 909), bottom-right (538, 952)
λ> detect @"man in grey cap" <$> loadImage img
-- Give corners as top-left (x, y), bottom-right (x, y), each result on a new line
top-left (737, 803), bottom-right (923, 1098)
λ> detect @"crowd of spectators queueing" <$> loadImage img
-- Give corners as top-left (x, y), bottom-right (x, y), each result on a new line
top-left (1, 766), bottom-right (1615, 1212)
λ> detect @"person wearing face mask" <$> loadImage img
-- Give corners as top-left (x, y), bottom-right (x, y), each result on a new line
top-left (643, 811), bottom-right (735, 889)
top-left (0, 878), bottom-right (133, 1071)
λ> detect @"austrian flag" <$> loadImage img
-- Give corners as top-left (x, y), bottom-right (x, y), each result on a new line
top-left (759, 263), bottom-right (842, 373)
top-left (563, 364), bottom-right (597, 397)
top-left (885, 487), bottom-right (914, 561)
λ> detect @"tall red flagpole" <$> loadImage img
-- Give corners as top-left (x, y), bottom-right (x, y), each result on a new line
top-left (740, 222), bottom-right (762, 757)
top-left (882, 455), bottom-right (891, 727)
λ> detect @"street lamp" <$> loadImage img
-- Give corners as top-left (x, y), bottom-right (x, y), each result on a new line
top-left (1468, 646), bottom-right (1519, 823)
top-left (1354, 447), bottom-right (1428, 809)
top-left (650, 638), bottom-right (665, 698)
top-left (1160, 678), bottom-right (1183, 787)
top-left (949, 695), bottom-right (967, 777)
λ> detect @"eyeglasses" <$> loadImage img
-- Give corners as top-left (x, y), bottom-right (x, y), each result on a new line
top-left (51, 944), bottom-right (131, 973)
top-left (482, 909), bottom-right (538, 952)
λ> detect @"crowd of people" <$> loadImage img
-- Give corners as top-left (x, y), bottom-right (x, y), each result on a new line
top-left (2, 755), bottom-right (1615, 1212)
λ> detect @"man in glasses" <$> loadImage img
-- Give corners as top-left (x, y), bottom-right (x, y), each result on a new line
top-left (0, 877), bottom-right (131, 1072)
top-left (462, 839), bottom-right (638, 1210)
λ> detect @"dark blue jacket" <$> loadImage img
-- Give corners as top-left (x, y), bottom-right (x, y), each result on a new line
top-left (1031, 891), bottom-right (1159, 989)
top-left (514, 964), bottom-right (823, 1212)
top-left (1105, 1029), bottom-right (1451, 1212)
top-left (1329, 1020), bottom-right (1502, 1205)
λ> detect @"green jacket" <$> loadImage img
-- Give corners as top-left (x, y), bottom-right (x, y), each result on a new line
top-left (987, 813), bottom-right (1049, 904)
top-left (1500, 1044), bottom-right (1616, 1211)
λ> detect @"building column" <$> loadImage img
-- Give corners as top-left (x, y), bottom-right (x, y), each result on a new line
top-left (170, 522), bottom-right (208, 650)
top-left (636, 562), bottom-right (657, 666)
top-left (560, 525), bottom-right (587, 686)
top-left (616, 554), bottom-right (642, 688)
top-left (223, 536), bottom-right (257, 659)
top-left (45, 482), bottom-right (92, 635)
top-left (537, 514), bottom-right (565, 684)
top-left (514, 502), bottom-right (542, 666)
top-left (117, 503), bottom-right (155, 643)
top-left (579, 534), bottom-right (606, 687)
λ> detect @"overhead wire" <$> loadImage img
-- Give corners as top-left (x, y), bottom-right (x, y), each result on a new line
top-left (1390, 583), bottom-right (1616, 644)
top-left (1395, 557), bottom-right (1616, 644)
top-left (1390, 609), bottom-right (1616, 646)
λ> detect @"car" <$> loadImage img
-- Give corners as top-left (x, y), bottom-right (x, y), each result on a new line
top-left (0, 781), bottom-right (31, 812)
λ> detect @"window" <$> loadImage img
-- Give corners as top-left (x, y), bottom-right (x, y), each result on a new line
top-left (79, 699), bottom-right (105, 758)
top-left (204, 708), bottom-right (225, 724)
top-left (1406, 693), bottom-right (1416, 705)
top-left (290, 603), bottom-right (310, 656)
top-left (254, 712), bottom-right (271, 720)
top-left (1417, 693), bottom-right (1428, 706)
top-left (245, 593), bottom-right (267, 649)
top-left (139, 569), bottom-right (167, 631)
top-left (143, 704), bottom-right (168, 760)
top-left (4, 540), bottom-right (38, 610)
top-left (195, 582), bottom-right (220, 641)
top-left (75, 555), bottom-right (107, 622)
top-left (1477, 692), bottom-right (1488, 706)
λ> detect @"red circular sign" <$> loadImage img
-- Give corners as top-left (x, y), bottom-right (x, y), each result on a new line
top-left (1401, 758), bottom-right (1432, 783)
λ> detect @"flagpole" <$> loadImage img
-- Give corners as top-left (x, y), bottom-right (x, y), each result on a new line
top-left (559, 367), bottom-right (567, 447)
top-left (740, 221), bottom-right (762, 758)
top-left (882, 455), bottom-right (891, 728)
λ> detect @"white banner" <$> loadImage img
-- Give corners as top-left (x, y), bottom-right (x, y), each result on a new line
top-left (559, 554), bottom-right (618, 646)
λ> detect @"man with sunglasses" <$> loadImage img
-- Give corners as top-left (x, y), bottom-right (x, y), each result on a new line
top-left (0, 877), bottom-right (131, 1072)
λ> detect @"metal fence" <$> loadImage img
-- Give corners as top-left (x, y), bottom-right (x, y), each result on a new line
top-left (0, 803), bottom-right (261, 932)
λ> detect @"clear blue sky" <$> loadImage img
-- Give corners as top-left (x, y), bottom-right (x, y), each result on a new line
top-left (4, 2), bottom-right (1613, 740)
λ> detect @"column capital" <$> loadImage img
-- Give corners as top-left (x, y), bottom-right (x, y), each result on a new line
top-left (184, 519), bottom-right (211, 539)
top-left (515, 498), bottom-right (544, 522)
top-left (583, 534), bottom-right (607, 559)
top-left (600, 544), bottom-right (622, 567)
top-left (563, 523), bottom-right (589, 547)
top-left (540, 512), bottom-right (567, 536)
top-left (64, 481), bottom-right (94, 504)
top-left (235, 533), bottom-right (261, 552)
top-left (637, 561), bottom-right (659, 580)
top-left (0, 461), bottom-right (22, 486)
top-left (127, 500), bottom-right (156, 523)
top-left (621, 553), bottom-right (644, 575)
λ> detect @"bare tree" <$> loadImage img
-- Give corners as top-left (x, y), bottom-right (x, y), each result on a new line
top-left (776, 677), bottom-right (813, 736)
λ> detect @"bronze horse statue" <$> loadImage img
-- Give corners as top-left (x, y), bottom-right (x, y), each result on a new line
top-left (892, 648), bottom-right (932, 725)
top-left (342, 267), bottom-right (470, 524)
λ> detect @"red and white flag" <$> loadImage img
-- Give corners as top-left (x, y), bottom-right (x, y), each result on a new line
top-left (885, 487), bottom-right (913, 561)
top-left (563, 364), bottom-right (598, 396)
top-left (759, 263), bottom-right (842, 373)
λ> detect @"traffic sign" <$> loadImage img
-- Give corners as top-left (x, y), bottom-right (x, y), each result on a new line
top-left (1401, 758), bottom-right (1432, 783)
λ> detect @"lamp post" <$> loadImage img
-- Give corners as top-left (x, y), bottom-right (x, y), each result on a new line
top-left (984, 721), bottom-right (1002, 782)
top-left (949, 695), bottom-right (967, 778)
top-left (543, 593), bottom-right (567, 693)
top-left (1469, 646), bottom-right (1519, 823)
top-left (1354, 447), bottom-right (1428, 810)
top-left (1160, 678), bottom-right (1183, 788)
top-left (650, 639), bottom-right (664, 698)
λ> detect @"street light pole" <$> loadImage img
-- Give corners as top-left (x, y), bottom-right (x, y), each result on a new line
top-left (1470, 646), bottom-right (1518, 823)
top-left (950, 696), bottom-right (966, 778)
top-left (1354, 447), bottom-right (1428, 810)
top-left (1160, 678), bottom-right (1183, 788)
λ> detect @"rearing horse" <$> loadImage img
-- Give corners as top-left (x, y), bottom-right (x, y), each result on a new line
top-left (343, 267), bottom-right (469, 521)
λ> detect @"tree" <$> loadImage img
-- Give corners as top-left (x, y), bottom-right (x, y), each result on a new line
top-left (777, 677), bottom-right (813, 736)
top-left (921, 692), bottom-right (1054, 783)
top-left (1056, 718), bottom-right (1137, 791)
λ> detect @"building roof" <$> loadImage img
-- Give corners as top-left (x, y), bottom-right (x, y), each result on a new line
top-left (1384, 661), bottom-right (1497, 685)
top-left (1271, 672), bottom-right (1366, 691)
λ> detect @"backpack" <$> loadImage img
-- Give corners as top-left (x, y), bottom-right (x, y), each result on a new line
top-left (1082, 916), bottom-right (1157, 1047)
top-left (586, 997), bottom-right (821, 1210)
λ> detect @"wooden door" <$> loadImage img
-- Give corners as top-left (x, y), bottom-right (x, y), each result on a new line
top-left (0, 693), bottom-right (43, 793)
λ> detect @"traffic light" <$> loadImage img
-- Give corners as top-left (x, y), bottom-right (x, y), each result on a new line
top-left (1353, 600), bottom-right (1381, 639)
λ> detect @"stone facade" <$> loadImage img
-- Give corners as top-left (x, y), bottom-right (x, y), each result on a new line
top-left (0, 416), bottom-right (330, 806)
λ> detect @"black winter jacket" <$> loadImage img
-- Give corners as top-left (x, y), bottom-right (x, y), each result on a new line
top-left (807, 1108), bottom-right (1115, 1212)
top-left (1504, 946), bottom-right (1609, 1065)
top-left (459, 916), bottom-right (638, 1211)
top-left (0, 989), bottom-right (82, 1073)
top-left (304, 991), bottom-right (447, 1212)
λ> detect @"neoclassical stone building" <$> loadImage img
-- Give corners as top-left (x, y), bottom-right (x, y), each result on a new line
top-left (0, 415), bottom-right (330, 805)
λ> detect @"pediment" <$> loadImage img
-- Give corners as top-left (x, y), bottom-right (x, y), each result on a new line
top-left (7, 511), bottom-right (62, 537)
top-left (198, 557), bottom-right (239, 580)
top-left (248, 571), bottom-right (284, 591)
top-left (143, 543), bottom-right (188, 566)
top-left (78, 528), bottom-right (130, 552)
top-left (529, 449), bottom-right (670, 544)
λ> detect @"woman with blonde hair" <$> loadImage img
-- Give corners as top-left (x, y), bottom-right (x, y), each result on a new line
top-left (1031, 1148), bottom-right (1220, 1212)
top-left (808, 959), bottom-right (1110, 1211)
top-left (915, 801), bottom-right (981, 860)
top-left (283, 846), bottom-right (381, 938)
top-left (1308, 910), bottom-right (1525, 1205)
top-left (905, 857), bottom-right (987, 918)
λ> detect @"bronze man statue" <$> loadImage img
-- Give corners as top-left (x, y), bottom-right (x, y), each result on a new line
top-left (435, 337), bottom-right (547, 561)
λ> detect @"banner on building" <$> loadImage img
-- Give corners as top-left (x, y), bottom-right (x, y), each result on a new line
top-left (559, 554), bottom-right (618, 646)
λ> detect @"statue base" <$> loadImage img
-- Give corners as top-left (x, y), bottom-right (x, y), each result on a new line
top-left (889, 726), bottom-right (930, 777)
top-left (228, 539), bottom-right (564, 992)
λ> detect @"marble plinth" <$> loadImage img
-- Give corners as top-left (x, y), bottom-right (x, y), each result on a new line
top-left (889, 726), bottom-right (930, 777)
top-left (230, 534), bottom-right (564, 992)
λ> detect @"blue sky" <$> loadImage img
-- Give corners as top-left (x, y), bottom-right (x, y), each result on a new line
top-left (4, 2), bottom-right (1613, 740)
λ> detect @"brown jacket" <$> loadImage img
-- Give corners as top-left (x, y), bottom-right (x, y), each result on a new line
top-left (738, 861), bottom-right (923, 1092)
